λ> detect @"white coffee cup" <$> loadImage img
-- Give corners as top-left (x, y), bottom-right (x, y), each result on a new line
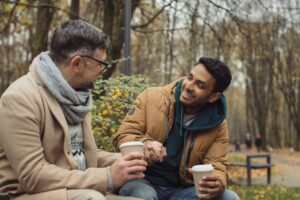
top-left (192, 164), bottom-right (214, 198)
top-left (119, 141), bottom-right (144, 156)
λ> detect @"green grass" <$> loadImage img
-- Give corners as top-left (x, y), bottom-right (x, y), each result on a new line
top-left (228, 155), bottom-right (246, 163)
top-left (228, 154), bottom-right (261, 165)
top-left (228, 185), bottom-right (300, 200)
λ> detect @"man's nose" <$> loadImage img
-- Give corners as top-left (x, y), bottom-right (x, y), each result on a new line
top-left (185, 81), bottom-right (194, 91)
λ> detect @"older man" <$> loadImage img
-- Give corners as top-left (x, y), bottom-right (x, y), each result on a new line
top-left (0, 20), bottom-right (146, 200)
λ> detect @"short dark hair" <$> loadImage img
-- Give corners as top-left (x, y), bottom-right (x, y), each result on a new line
top-left (49, 20), bottom-right (110, 64)
top-left (198, 57), bottom-right (232, 93)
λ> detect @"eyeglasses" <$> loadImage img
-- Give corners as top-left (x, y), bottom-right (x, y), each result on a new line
top-left (80, 55), bottom-right (110, 71)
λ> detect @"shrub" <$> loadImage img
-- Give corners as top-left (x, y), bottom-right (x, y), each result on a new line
top-left (92, 74), bottom-right (151, 152)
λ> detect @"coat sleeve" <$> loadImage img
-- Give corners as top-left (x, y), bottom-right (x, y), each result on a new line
top-left (0, 91), bottom-right (109, 194)
top-left (203, 121), bottom-right (229, 187)
top-left (113, 90), bottom-right (153, 151)
top-left (96, 150), bottom-right (121, 167)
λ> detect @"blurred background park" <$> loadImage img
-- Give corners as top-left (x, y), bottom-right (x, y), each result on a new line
top-left (0, 0), bottom-right (300, 199)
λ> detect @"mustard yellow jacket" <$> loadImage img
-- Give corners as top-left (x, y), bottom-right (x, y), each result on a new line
top-left (0, 58), bottom-right (120, 200)
top-left (114, 79), bottom-right (229, 187)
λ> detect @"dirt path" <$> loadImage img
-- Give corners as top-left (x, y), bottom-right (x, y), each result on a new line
top-left (252, 153), bottom-right (300, 187)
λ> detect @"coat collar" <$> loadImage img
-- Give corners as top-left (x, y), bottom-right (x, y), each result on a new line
top-left (158, 78), bottom-right (183, 133)
top-left (29, 58), bottom-right (69, 135)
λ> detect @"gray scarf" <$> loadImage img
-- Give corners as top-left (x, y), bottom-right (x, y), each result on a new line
top-left (36, 52), bottom-right (92, 124)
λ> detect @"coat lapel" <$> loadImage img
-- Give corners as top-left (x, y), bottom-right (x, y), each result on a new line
top-left (41, 88), bottom-right (78, 169)
top-left (82, 115), bottom-right (97, 167)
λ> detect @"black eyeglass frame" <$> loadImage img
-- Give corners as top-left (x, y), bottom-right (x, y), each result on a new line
top-left (79, 55), bottom-right (110, 71)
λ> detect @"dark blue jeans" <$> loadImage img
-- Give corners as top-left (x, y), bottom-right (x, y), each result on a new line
top-left (119, 179), bottom-right (239, 200)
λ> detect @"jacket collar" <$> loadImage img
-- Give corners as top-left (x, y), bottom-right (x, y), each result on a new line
top-left (161, 78), bottom-right (184, 131)
top-left (29, 56), bottom-right (43, 86)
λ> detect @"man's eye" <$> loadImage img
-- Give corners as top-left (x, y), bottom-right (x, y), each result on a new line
top-left (187, 74), bottom-right (192, 80)
top-left (197, 82), bottom-right (205, 88)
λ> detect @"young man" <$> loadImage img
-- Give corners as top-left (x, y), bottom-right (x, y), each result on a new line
top-left (114, 57), bottom-right (239, 200)
top-left (0, 20), bottom-right (147, 200)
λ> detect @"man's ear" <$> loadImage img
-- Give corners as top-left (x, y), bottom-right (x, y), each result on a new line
top-left (208, 92), bottom-right (221, 103)
top-left (70, 55), bottom-right (83, 73)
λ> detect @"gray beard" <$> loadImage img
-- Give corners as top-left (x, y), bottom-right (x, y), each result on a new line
top-left (77, 81), bottom-right (95, 90)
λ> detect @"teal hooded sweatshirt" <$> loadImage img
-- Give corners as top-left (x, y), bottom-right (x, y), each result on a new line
top-left (145, 81), bottom-right (227, 187)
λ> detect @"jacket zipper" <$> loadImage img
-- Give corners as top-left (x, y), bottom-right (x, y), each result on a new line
top-left (184, 133), bottom-right (197, 177)
top-left (163, 95), bottom-right (172, 143)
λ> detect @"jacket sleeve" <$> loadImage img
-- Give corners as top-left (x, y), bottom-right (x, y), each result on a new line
top-left (203, 121), bottom-right (229, 187)
top-left (113, 90), bottom-right (153, 151)
top-left (0, 91), bottom-right (109, 194)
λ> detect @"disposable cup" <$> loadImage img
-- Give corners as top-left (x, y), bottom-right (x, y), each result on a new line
top-left (119, 141), bottom-right (144, 156)
top-left (192, 164), bottom-right (214, 198)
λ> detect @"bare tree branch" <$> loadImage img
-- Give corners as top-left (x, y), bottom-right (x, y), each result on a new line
top-left (206, 0), bottom-right (246, 35)
top-left (131, 0), bottom-right (175, 29)
top-left (2, 0), bottom-right (82, 19)
top-left (1, 0), bottom-right (20, 36)
top-left (132, 26), bottom-right (189, 33)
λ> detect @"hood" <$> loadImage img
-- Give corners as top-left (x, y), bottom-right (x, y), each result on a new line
top-left (174, 81), bottom-right (227, 133)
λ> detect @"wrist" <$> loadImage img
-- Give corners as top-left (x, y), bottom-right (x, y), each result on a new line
top-left (106, 166), bottom-right (114, 193)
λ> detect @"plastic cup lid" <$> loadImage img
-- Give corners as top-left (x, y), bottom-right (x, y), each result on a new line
top-left (192, 164), bottom-right (214, 172)
top-left (119, 141), bottom-right (144, 148)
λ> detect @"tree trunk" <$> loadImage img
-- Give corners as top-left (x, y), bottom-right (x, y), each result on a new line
top-left (69, 0), bottom-right (80, 20)
top-left (102, 0), bottom-right (140, 79)
top-left (31, 0), bottom-right (55, 58)
top-left (166, 0), bottom-right (178, 83)
top-left (188, 1), bottom-right (200, 70)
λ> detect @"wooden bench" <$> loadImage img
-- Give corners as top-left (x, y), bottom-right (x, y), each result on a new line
top-left (230, 153), bottom-right (272, 185)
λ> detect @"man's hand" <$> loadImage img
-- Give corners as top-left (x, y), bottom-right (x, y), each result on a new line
top-left (110, 152), bottom-right (147, 190)
top-left (144, 141), bottom-right (166, 165)
top-left (188, 169), bottom-right (224, 199)
top-left (198, 175), bottom-right (224, 199)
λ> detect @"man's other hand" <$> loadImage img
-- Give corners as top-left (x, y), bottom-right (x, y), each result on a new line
top-left (144, 141), bottom-right (167, 165)
top-left (188, 168), bottom-right (224, 200)
top-left (198, 175), bottom-right (224, 199)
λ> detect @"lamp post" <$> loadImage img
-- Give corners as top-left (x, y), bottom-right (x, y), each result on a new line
top-left (124, 0), bottom-right (131, 75)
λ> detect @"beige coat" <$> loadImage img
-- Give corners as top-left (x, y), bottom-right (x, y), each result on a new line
top-left (0, 60), bottom-right (120, 200)
top-left (114, 80), bottom-right (229, 187)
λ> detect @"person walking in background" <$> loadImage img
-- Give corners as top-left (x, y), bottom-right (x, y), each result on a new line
top-left (234, 139), bottom-right (241, 152)
top-left (245, 132), bottom-right (252, 151)
top-left (255, 133), bottom-right (262, 152)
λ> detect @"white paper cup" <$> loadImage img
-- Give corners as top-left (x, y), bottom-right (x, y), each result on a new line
top-left (192, 164), bottom-right (214, 198)
top-left (119, 141), bottom-right (144, 156)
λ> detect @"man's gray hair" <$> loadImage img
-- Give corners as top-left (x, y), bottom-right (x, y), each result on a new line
top-left (49, 20), bottom-right (110, 64)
